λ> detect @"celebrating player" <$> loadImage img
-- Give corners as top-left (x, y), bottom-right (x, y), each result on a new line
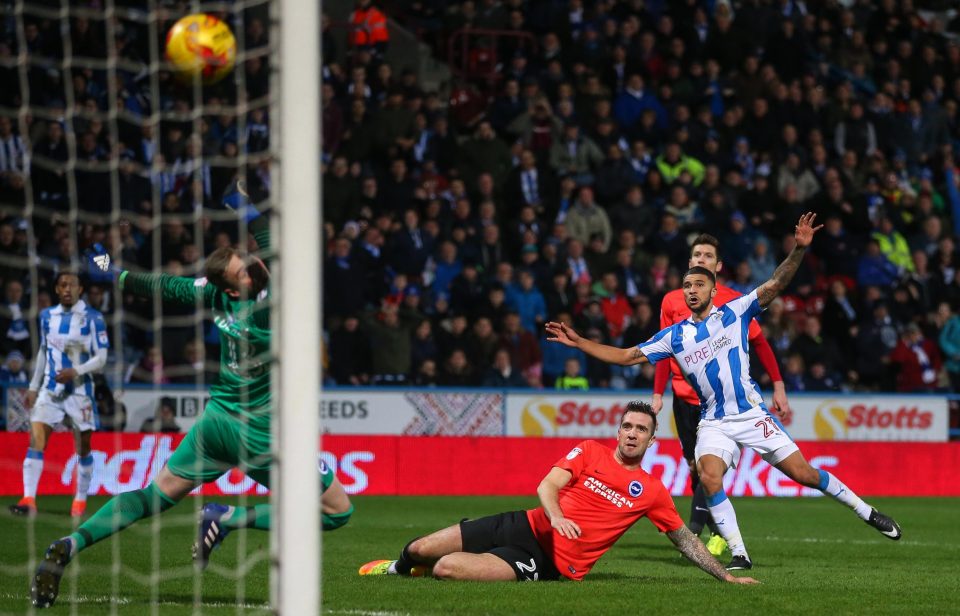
top-left (10, 271), bottom-right (108, 518)
top-left (31, 190), bottom-right (352, 609)
top-left (653, 233), bottom-right (791, 557)
top-left (359, 402), bottom-right (758, 585)
top-left (546, 213), bottom-right (901, 571)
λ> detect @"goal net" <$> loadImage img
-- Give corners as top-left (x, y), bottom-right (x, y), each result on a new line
top-left (0, 0), bottom-right (320, 613)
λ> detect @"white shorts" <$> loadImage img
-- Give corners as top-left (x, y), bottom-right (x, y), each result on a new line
top-left (32, 389), bottom-right (98, 432)
top-left (695, 407), bottom-right (798, 469)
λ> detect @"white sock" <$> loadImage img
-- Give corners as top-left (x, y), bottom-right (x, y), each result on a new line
top-left (387, 561), bottom-right (398, 574)
top-left (23, 448), bottom-right (44, 499)
top-left (75, 454), bottom-right (94, 502)
top-left (706, 491), bottom-right (749, 559)
top-left (817, 470), bottom-right (871, 520)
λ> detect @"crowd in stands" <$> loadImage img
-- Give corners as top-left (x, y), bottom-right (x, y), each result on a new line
top-left (3, 1), bottom-right (960, 398)
top-left (321, 0), bottom-right (960, 394)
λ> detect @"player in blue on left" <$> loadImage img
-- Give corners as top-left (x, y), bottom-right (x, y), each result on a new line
top-left (9, 270), bottom-right (109, 518)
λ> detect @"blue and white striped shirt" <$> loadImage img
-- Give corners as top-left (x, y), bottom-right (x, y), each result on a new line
top-left (36, 300), bottom-right (109, 398)
top-left (638, 290), bottom-right (767, 420)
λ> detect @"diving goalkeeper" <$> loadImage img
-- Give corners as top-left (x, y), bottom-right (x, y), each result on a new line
top-left (31, 187), bottom-right (351, 609)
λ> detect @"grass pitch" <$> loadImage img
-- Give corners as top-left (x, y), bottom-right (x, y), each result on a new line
top-left (0, 495), bottom-right (956, 615)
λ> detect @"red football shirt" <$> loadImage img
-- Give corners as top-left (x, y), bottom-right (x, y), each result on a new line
top-left (526, 440), bottom-right (684, 581)
top-left (659, 284), bottom-right (763, 404)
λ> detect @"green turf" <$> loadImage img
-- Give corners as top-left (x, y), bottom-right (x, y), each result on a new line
top-left (1, 495), bottom-right (957, 615)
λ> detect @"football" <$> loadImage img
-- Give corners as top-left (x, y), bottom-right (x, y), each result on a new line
top-left (165, 14), bottom-right (236, 85)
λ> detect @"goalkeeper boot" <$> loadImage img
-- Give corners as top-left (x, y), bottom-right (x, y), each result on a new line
top-left (706, 533), bottom-right (728, 557)
top-left (193, 503), bottom-right (232, 570)
top-left (865, 508), bottom-right (902, 540)
top-left (31, 538), bottom-right (73, 608)
top-left (70, 500), bottom-right (86, 518)
top-left (359, 559), bottom-right (429, 577)
top-left (9, 496), bottom-right (37, 517)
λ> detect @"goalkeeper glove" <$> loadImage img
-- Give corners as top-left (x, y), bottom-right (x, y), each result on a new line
top-left (222, 179), bottom-right (261, 223)
top-left (84, 243), bottom-right (120, 283)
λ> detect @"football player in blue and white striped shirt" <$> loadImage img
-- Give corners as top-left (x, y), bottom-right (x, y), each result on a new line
top-left (547, 213), bottom-right (901, 571)
top-left (10, 271), bottom-right (109, 518)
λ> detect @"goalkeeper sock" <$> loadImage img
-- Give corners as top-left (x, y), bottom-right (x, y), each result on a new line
top-left (817, 470), bottom-right (872, 520)
top-left (75, 454), bottom-right (94, 502)
top-left (223, 504), bottom-right (271, 531)
top-left (69, 482), bottom-right (177, 553)
top-left (23, 448), bottom-right (44, 499)
top-left (706, 490), bottom-right (748, 559)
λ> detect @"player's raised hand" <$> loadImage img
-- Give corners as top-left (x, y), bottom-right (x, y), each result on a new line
top-left (551, 515), bottom-right (581, 540)
top-left (794, 212), bottom-right (823, 248)
top-left (545, 321), bottom-right (581, 348)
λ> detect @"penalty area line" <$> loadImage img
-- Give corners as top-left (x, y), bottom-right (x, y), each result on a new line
top-left (761, 535), bottom-right (955, 549)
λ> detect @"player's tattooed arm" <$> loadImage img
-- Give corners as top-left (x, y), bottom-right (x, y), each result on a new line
top-left (756, 212), bottom-right (822, 307)
top-left (667, 526), bottom-right (739, 583)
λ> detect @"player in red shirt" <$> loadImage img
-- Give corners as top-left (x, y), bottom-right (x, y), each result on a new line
top-left (358, 402), bottom-right (758, 585)
top-left (653, 234), bottom-right (792, 555)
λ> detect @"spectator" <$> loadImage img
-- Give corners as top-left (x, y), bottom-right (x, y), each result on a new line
top-left (481, 348), bottom-right (527, 388)
top-left (555, 357), bottom-right (588, 390)
top-left (0, 278), bottom-right (29, 355)
top-left (349, 0), bottom-right (389, 57)
top-left (325, 237), bottom-right (366, 319)
top-left (655, 142), bottom-right (705, 186)
top-left (465, 316), bottom-right (499, 372)
top-left (834, 101), bottom-right (877, 159)
top-left (857, 239), bottom-right (899, 288)
top-left (411, 319), bottom-right (438, 374)
top-left (612, 74), bottom-right (666, 131)
top-left (328, 316), bottom-right (370, 385)
top-left (129, 347), bottom-right (169, 385)
top-left (0, 350), bottom-right (27, 383)
top-left (499, 312), bottom-right (541, 380)
top-left (439, 348), bottom-right (476, 386)
top-left (564, 186), bottom-right (612, 251)
top-left (505, 269), bottom-right (546, 334)
top-left (140, 398), bottom-right (181, 434)
top-left (597, 272), bottom-right (631, 341)
top-left (549, 122), bottom-right (604, 186)
top-left (889, 323), bottom-right (942, 392)
top-left (872, 215), bottom-right (914, 274)
top-left (360, 302), bottom-right (419, 385)
top-left (855, 302), bottom-right (899, 389)
top-left (790, 316), bottom-right (844, 375)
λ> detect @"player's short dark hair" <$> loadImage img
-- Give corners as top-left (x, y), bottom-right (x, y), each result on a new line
top-left (54, 268), bottom-right (83, 286)
top-left (205, 246), bottom-right (240, 290)
top-left (690, 233), bottom-right (721, 259)
top-left (683, 266), bottom-right (716, 285)
top-left (620, 401), bottom-right (657, 434)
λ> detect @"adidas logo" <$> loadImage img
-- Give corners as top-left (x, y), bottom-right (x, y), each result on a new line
top-left (92, 254), bottom-right (110, 271)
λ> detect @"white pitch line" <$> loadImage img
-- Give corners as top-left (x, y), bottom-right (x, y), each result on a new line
top-left (0, 592), bottom-right (269, 610)
top-left (325, 610), bottom-right (412, 616)
top-left (761, 535), bottom-right (957, 549)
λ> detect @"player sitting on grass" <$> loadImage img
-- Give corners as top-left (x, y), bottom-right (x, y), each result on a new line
top-left (545, 213), bottom-right (901, 572)
top-left (10, 271), bottom-right (108, 518)
top-left (30, 185), bottom-right (352, 609)
top-left (360, 402), bottom-right (758, 585)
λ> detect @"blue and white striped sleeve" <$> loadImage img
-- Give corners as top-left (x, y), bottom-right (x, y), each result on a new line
top-left (637, 326), bottom-right (675, 365)
top-left (730, 289), bottom-right (762, 320)
top-left (91, 311), bottom-right (110, 350)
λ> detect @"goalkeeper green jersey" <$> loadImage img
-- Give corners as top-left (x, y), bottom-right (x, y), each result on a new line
top-left (118, 220), bottom-right (272, 430)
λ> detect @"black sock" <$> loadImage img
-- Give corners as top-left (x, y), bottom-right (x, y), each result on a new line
top-left (688, 471), bottom-right (710, 536)
top-left (394, 537), bottom-right (420, 575)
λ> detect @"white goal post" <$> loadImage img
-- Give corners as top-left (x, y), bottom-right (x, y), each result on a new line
top-left (272, 0), bottom-right (321, 613)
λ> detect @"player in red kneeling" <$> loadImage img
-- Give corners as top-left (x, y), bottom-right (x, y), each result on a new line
top-left (359, 402), bottom-right (757, 584)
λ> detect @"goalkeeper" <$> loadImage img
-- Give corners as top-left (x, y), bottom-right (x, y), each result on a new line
top-left (31, 186), bottom-right (352, 609)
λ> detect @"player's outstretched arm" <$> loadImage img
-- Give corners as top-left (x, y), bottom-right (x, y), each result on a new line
top-left (545, 322), bottom-right (648, 366)
top-left (755, 212), bottom-right (823, 307)
top-left (666, 526), bottom-right (759, 584)
top-left (537, 467), bottom-right (581, 540)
